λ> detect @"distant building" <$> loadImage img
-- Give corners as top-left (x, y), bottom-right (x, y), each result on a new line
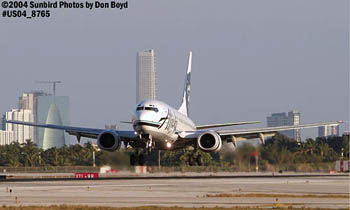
top-left (0, 130), bottom-right (14, 145)
top-left (0, 91), bottom-right (70, 148)
top-left (18, 91), bottom-right (50, 145)
top-left (0, 114), bottom-right (5, 130)
top-left (42, 104), bottom-right (65, 149)
top-left (318, 125), bottom-right (340, 137)
top-left (136, 49), bottom-right (157, 103)
top-left (318, 126), bottom-right (329, 137)
top-left (330, 125), bottom-right (340, 136)
top-left (267, 110), bottom-right (300, 141)
top-left (5, 109), bottom-right (34, 144)
top-left (36, 95), bottom-right (70, 148)
top-left (105, 124), bottom-right (118, 130)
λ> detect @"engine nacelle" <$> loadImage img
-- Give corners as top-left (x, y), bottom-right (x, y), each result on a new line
top-left (197, 131), bottom-right (222, 152)
top-left (97, 131), bottom-right (121, 151)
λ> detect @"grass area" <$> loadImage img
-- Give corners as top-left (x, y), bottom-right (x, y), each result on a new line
top-left (0, 206), bottom-right (349, 210)
top-left (205, 193), bottom-right (350, 198)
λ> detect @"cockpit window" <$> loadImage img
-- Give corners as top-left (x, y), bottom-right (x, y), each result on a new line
top-left (145, 107), bottom-right (158, 112)
top-left (136, 106), bottom-right (144, 111)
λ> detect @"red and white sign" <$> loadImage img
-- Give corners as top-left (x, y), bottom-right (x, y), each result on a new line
top-left (74, 173), bottom-right (99, 179)
top-left (335, 160), bottom-right (349, 172)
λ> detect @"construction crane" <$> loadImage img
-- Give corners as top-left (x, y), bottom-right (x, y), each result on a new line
top-left (35, 81), bottom-right (61, 96)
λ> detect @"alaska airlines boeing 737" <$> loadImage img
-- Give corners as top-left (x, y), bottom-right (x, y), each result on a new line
top-left (7, 52), bottom-right (343, 166)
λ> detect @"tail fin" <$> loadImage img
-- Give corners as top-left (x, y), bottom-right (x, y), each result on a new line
top-left (178, 51), bottom-right (192, 116)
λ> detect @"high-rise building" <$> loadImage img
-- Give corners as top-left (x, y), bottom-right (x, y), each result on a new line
top-left (0, 91), bottom-right (70, 147)
top-left (318, 125), bottom-right (340, 137)
top-left (42, 104), bottom-right (65, 149)
top-left (318, 126), bottom-right (329, 137)
top-left (267, 110), bottom-right (300, 141)
top-left (20, 91), bottom-right (70, 148)
top-left (0, 114), bottom-right (5, 130)
top-left (18, 91), bottom-right (50, 145)
top-left (330, 125), bottom-right (340, 136)
top-left (0, 130), bottom-right (14, 145)
top-left (5, 109), bottom-right (34, 144)
top-left (136, 49), bottom-right (157, 103)
top-left (36, 95), bottom-right (70, 148)
top-left (105, 124), bottom-right (118, 130)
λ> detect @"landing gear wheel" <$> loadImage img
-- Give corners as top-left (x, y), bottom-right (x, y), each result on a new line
top-left (130, 153), bottom-right (137, 166)
top-left (138, 153), bottom-right (146, 166)
top-left (196, 154), bottom-right (203, 166)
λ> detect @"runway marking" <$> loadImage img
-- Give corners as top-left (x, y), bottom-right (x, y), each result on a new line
top-left (0, 183), bottom-right (176, 191)
top-left (223, 179), bottom-right (345, 184)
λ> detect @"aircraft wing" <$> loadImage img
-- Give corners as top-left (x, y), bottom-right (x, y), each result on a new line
top-left (178, 121), bottom-right (343, 148)
top-left (217, 121), bottom-right (343, 143)
top-left (5, 120), bottom-right (137, 142)
top-left (196, 121), bottom-right (260, 129)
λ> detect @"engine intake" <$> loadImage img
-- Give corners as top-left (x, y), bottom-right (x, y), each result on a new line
top-left (97, 131), bottom-right (121, 151)
top-left (197, 131), bottom-right (222, 152)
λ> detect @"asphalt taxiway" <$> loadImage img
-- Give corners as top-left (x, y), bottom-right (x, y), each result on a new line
top-left (0, 175), bottom-right (349, 208)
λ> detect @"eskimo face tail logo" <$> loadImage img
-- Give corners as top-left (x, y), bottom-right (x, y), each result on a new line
top-left (184, 71), bottom-right (191, 112)
top-left (178, 51), bottom-right (192, 116)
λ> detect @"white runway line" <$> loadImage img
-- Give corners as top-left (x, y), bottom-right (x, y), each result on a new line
top-left (0, 183), bottom-right (176, 191)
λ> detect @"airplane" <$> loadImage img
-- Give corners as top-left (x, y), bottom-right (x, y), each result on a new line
top-left (7, 51), bottom-right (344, 166)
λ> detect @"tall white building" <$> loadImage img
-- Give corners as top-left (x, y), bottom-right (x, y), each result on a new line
top-left (136, 49), bottom-right (157, 103)
top-left (4, 109), bottom-right (34, 144)
top-left (267, 110), bottom-right (300, 141)
top-left (318, 125), bottom-right (339, 137)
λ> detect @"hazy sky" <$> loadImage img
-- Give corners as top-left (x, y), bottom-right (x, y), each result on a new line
top-left (1, 0), bottom-right (349, 139)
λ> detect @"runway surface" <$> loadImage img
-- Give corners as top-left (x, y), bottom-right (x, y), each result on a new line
top-left (0, 176), bottom-right (349, 208)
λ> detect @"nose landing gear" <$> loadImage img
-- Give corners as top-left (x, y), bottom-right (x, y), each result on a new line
top-left (130, 134), bottom-right (154, 166)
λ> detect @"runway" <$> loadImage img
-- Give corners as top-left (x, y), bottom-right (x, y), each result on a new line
top-left (0, 176), bottom-right (349, 208)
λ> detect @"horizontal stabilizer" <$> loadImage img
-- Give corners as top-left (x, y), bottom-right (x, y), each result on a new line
top-left (196, 121), bottom-right (260, 130)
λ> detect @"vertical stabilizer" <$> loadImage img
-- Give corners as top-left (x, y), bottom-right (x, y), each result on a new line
top-left (178, 51), bottom-right (192, 116)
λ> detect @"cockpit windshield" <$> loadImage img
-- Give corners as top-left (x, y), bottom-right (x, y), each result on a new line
top-left (136, 106), bottom-right (158, 112)
top-left (145, 107), bottom-right (158, 112)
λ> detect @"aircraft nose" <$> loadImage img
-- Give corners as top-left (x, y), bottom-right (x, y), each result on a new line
top-left (137, 111), bottom-right (147, 121)
top-left (133, 111), bottom-right (150, 134)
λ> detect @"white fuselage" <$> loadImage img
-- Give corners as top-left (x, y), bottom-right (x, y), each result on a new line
top-left (132, 99), bottom-right (196, 148)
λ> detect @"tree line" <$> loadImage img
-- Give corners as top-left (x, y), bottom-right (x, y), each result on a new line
top-left (0, 134), bottom-right (348, 168)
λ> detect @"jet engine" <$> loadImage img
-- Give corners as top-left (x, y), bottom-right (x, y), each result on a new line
top-left (97, 131), bottom-right (121, 151)
top-left (197, 131), bottom-right (222, 152)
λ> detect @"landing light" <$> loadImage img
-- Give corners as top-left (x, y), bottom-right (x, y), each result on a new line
top-left (166, 142), bottom-right (172, 148)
